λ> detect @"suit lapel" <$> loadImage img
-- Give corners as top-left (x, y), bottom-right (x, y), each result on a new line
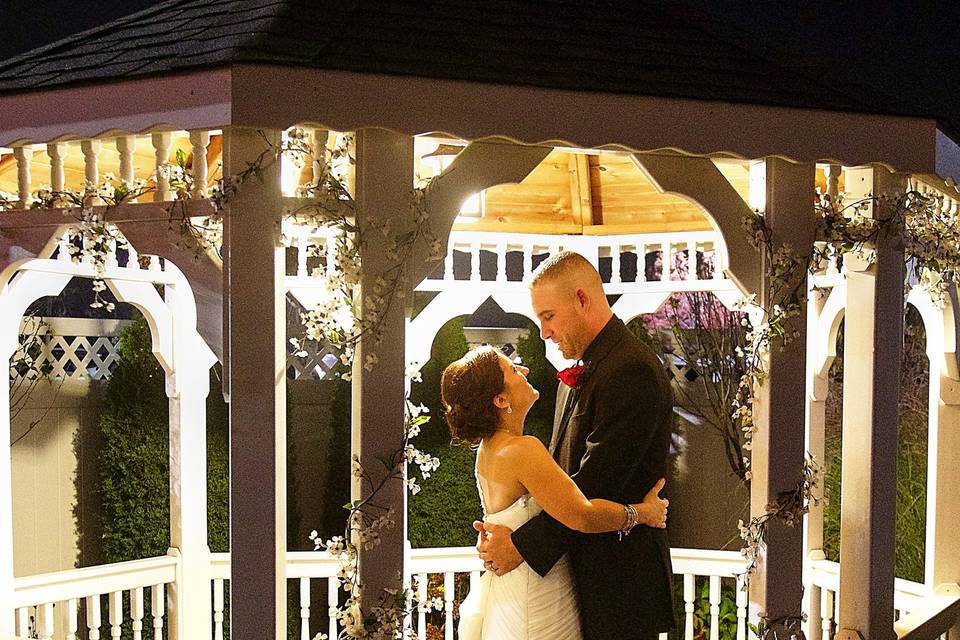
top-left (548, 316), bottom-right (628, 457)
top-left (549, 383), bottom-right (577, 456)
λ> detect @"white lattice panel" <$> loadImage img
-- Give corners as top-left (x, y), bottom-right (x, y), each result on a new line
top-left (10, 318), bottom-right (126, 382)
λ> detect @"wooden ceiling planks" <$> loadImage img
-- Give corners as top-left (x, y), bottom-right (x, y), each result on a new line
top-left (458, 150), bottom-right (720, 234)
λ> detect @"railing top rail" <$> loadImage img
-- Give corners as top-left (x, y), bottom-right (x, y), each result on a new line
top-left (895, 588), bottom-right (960, 640)
top-left (209, 546), bottom-right (747, 581)
top-left (13, 553), bottom-right (178, 609)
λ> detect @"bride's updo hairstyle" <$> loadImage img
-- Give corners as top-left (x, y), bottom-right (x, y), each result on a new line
top-left (441, 346), bottom-right (505, 445)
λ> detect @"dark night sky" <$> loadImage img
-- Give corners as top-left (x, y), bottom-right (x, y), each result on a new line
top-left (1, 1), bottom-right (957, 134)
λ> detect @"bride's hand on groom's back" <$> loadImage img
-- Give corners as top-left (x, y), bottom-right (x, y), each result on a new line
top-left (473, 521), bottom-right (523, 576)
top-left (634, 478), bottom-right (669, 529)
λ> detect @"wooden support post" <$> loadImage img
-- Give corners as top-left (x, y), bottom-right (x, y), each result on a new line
top-left (352, 127), bottom-right (413, 608)
top-left (0, 334), bottom-right (13, 638)
top-left (223, 126), bottom-right (287, 639)
top-left (926, 342), bottom-right (960, 610)
top-left (165, 279), bottom-right (215, 640)
top-left (749, 157), bottom-right (817, 621)
top-left (836, 167), bottom-right (906, 640)
top-left (803, 278), bottom-right (835, 640)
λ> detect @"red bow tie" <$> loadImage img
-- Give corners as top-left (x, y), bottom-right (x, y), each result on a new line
top-left (557, 364), bottom-right (587, 388)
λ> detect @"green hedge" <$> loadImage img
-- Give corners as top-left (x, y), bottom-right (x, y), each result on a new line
top-left (96, 316), bottom-right (230, 562)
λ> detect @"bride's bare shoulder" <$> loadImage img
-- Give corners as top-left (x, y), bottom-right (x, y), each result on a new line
top-left (498, 435), bottom-right (549, 461)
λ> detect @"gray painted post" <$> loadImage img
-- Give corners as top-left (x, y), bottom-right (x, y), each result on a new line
top-left (749, 158), bottom-right (817, 621)
top-left (353, 128), bottom-right (414, 608)
top-left (837, 167), bottom-right (906, 640)
top-left (223, 126), bottom-right (288, 639)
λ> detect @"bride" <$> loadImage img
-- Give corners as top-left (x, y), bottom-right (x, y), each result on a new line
top-left (441, 346), bottom-right (668, 640)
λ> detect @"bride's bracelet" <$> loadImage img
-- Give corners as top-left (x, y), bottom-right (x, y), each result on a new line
top-left (619, 503), bottom-right (639, 541)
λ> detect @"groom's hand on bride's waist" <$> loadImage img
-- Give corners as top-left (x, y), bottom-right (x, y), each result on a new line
top-left (473, 521), bottom-right (523, 576)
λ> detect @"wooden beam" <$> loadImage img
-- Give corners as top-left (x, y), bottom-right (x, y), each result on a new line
top-left (568, 153), bottom-right (592, 229)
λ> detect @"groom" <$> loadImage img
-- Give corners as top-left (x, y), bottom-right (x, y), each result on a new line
top-left (476, 250), bottom-right (675, 640)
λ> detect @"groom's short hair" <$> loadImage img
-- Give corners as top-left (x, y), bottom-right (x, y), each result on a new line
top-left (528, 250), bottom-right (602, 290)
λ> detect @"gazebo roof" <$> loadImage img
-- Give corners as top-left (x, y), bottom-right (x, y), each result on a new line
top-left (0, 0), bottom-right (882, 116)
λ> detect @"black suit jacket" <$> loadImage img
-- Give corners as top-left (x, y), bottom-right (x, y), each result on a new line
top-left (512, 315), bottom-right (676, 639)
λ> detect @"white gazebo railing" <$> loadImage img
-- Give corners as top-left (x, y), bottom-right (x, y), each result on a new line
top-left (8, 546), bottom-right (751, 640)
top-left (13, 552), bottom-right (179, 640)
top-left (805, 557), bottom-right (933, 640)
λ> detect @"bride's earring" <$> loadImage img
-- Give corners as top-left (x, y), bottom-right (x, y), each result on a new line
top-left (506, 404), bottom-right (513, 414)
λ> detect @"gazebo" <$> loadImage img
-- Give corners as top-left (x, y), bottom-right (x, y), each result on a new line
top-left (2, 2), bottom-right (959, 639)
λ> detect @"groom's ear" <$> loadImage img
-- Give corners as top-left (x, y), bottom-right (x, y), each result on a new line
top-left (492, 393), bottom-right (509, 409)
top-left (575, 288), bottom-right (589, 308)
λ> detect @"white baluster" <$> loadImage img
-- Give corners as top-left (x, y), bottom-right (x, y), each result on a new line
top-left (684, 574), bottom-right (695, 640)
top-left (661, 241), bottom-right (671, 282)
top-left (127, 243), bottom-right (140, 270)
top-left (444, 572), bottom-right (455, 640)
top-left (80, 139), bottom-right (102, 205)
top-left (300, 577), bottom-right (311, 640)
top-left (821, 588), bottom-right (834, 640)
top-left (313, 128), bottom-right (330, 184)
top-left (131, 587), bottom-right (144, 640)
top-left (470, 242), bottom-right (481, 281)
top-left (149, 255), bottom-right (161, 272)
top-left (833, 588), bottom-right (839, 634)
top-left (688, 241), bottom-right (699, 281)
top-left (108, 590), bottom-right (123, 639)
top-left (189, 130), bottom-right (211, 198)
top-left (496, 241), bottom-right (507, 282)
top-left (522, 244), bottom-right (533, 279)
top-left (297, 235), bottom-right (309, 277)
top-left (152, 132), bottom-right (173, 201)
top-left (443, 243), bottom-right (455, 281)
top-left (15, 607), bottom-right (29, 637)
top-left (825, 164), bottom-right (841, 199)
top-left (116, 136), bottom-right (137, 190)
top-left (66, 598), bottom-right (79, 640)
top-left (151, 584), bottom-right (164, 640)
top-left (736, 574), bottom-right (747, 640)
top-left (610, 243), bottom-right (622, 284)
top-left (709, 575), bottom-right (721, 640)
top-left (86, 594), bottom-right (102, 640)
top-left (47, 142), bottom-right (67, 192)
top-left (37, 602), bottom-right (54, 640)
top-left (417, 572), bottom-right (428, 640)
top-left (327, 576), bottom-right (339, 640)
top-left (326, 236), bottom-right (337, 278)
top-left (58, 230), bottom-right (73, 262)
top-left (713, 243), bottom-right (724, 280)
top-left (105, 231), bottom-right (119, 268)
top-left (212, 578), bottom-right (224, 640)
top-left (13, 145), bottom-right (32, 208)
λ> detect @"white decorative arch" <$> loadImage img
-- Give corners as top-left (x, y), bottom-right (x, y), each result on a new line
top-left (0, 253), bottom-right (215, 639)
top-left (804, 279), bottom-right (960, 603)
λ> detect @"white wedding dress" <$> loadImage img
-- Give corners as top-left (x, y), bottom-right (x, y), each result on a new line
top-left (458, 480), bottom-right (583, 640)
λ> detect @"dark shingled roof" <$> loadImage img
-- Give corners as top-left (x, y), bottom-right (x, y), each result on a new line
top-left (0, 0), bottom-right (903, 120)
